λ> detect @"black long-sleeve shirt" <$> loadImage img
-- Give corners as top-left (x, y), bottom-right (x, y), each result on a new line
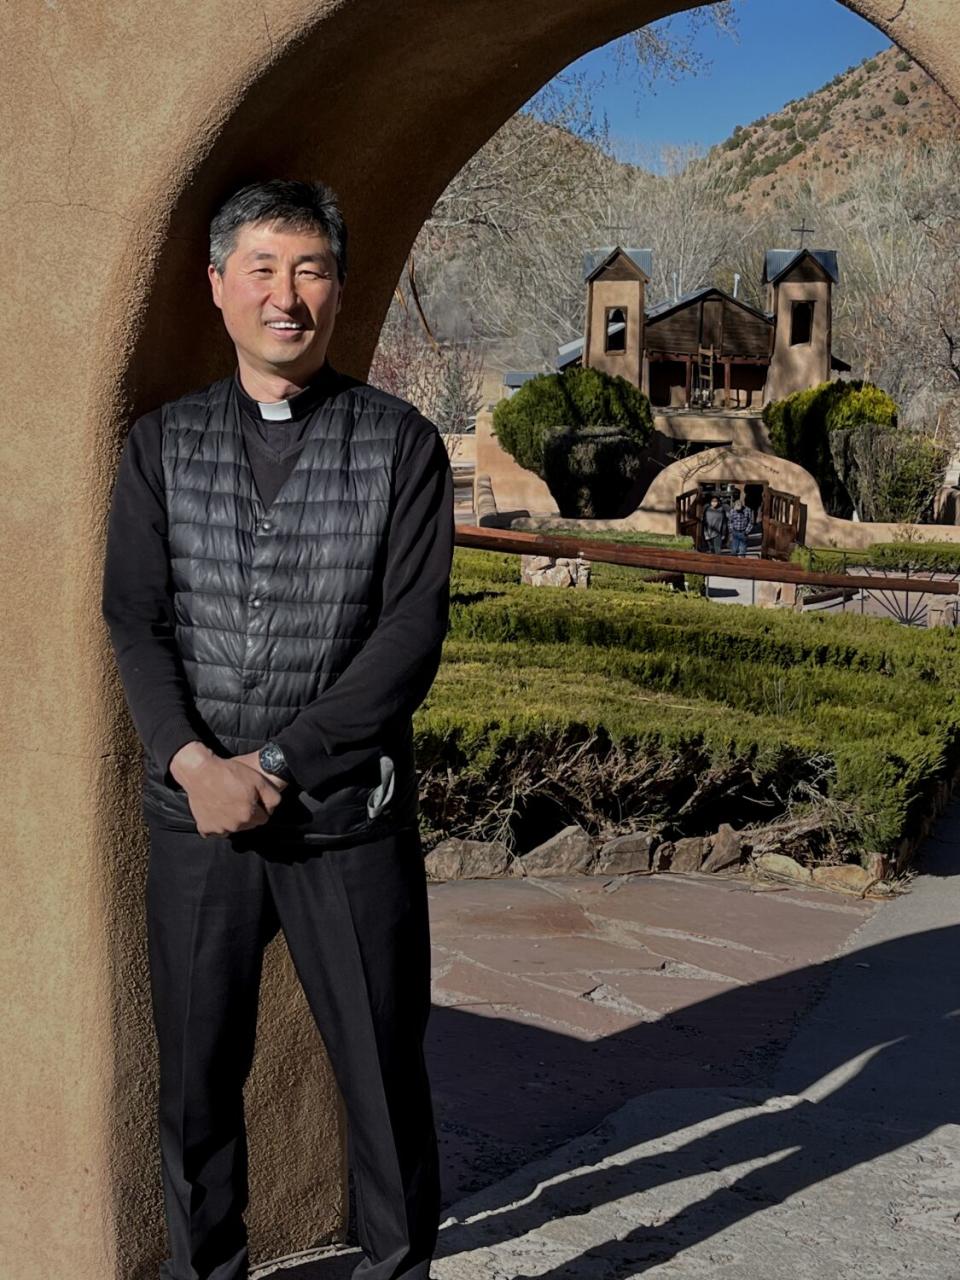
top-left (102, 371), bottom-right (455, 792)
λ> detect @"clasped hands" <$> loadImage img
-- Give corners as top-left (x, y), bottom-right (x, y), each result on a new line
top-left (170, 741), bottom-right (289, 837)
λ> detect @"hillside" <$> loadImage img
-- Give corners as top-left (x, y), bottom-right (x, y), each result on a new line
top-left (712, 44), bottom-right (959, 209)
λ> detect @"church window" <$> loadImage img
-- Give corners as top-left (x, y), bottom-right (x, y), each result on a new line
top-left (790, 300), bottom-right (814, 346)
top-left (605, 307), bottom-right (627, 353)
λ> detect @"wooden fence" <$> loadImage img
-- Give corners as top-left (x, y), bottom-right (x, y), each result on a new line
top-left (454, 525), bottom-right (960, 598)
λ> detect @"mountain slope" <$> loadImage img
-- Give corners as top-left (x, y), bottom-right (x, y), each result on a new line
top-left (710, 45), bottom-right (959, 209)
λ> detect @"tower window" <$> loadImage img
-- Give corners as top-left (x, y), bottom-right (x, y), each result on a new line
top-left (605, 307), bottom-right (627, 353)
top-left (790, 300), bottom-right (814, 346)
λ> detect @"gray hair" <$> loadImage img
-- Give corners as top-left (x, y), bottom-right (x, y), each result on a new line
top-left (209, 179), bottom-right (348, 280)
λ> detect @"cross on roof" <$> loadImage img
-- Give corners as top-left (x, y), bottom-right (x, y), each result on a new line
top-left (791, 220), bottom-right (816, 249)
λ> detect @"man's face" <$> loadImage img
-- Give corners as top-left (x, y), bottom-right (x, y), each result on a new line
top-left (208, 221), bottom-right (343, 384)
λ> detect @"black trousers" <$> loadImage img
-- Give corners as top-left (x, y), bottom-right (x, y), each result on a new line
top-left (145, 818), bottom-right (439, 1280)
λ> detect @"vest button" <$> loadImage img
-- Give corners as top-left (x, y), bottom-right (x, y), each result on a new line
top-left (250, 597), bottom-right (262, 608)
top-left (260, 519), bottom-right (273, 532)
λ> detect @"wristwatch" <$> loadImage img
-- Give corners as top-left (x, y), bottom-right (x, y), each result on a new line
top-left (259, 741), bottom-right (293, 782)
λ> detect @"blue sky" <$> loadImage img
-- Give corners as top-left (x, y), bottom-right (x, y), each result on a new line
top-left (556, 0), bottom-right (889, 156)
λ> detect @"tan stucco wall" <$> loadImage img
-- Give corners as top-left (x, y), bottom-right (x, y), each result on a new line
top-left (476, 408), bottom-right (559, 516)
top-left (445, 432), bottom-right (477, 464)
top-left (627, 446), bottom-right (960, 548)
top-left (765, 280), bottom-right (832, 403)
top-left (653, 410), bottom-right (772, 454)
top-left (2, 1), bottom-right (958, 1277)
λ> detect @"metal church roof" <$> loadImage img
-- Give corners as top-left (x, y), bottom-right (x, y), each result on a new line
top-left (583, 247), bottom-right (653, 281)
top-left (763, 249), bottom-right (839, 284)
top-left (556, 318), bottom-right (627, 370)
top-left (645, 287), bottom-right (713, 320)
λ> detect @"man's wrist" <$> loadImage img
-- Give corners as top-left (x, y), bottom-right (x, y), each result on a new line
top-left (169, 740), bottom-right (216, 787)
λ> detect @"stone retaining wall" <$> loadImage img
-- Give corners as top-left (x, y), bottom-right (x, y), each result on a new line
top-left (425, 822), bottom-right (887, 897)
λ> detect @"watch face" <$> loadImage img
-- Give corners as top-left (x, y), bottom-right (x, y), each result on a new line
top-left (260, 743), bottom-right (287, 777)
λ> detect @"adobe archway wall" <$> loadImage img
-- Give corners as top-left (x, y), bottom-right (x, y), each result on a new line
top-left (2, 3), bottom-right (958, 1278)
top-left (626, 445), bottom-right (960, 548)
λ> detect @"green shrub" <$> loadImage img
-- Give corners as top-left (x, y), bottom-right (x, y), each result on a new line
top-left (829, 428), bottom-right (949, 523)
top-left (763, 381), bottom-right (898, 517)
top-left (424, 559), bottom-right (960, 857)
top-left (896, 57), bottom-right (911, 71)
top-left (542, 426), bottom-right (648, 518)
top-left (893, 88), bottom-right (909, 106)
top-left (492, 368), bottom-right (654, 517)
top-left (864, 58), bottom-right (879, 73)
top-left (870, 104), bottom-right (886, 119)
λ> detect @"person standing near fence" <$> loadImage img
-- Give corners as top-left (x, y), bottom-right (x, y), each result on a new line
top-left (729, 497), bottom-right (753, 557)
top-left (703, 494), bottom-right (728, 555)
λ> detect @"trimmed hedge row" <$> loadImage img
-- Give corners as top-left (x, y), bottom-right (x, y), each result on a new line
top-left (420, 549), bottom-right (960, 861)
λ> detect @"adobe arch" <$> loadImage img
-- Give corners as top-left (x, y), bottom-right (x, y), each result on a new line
top-left (2, 2), bottom-right (958, 1278)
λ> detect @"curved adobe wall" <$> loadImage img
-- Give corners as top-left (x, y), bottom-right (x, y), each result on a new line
top-left (628, 445), bottom-right (960, 548)
top-left (1, 2), bottom-right (957, 1278)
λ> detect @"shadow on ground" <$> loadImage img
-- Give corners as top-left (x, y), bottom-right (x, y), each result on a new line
top-left (272, 914), bottom-right (958, 1278)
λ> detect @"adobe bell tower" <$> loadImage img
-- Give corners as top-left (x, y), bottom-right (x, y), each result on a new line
top-left (582, 246), bottom-right (651, 391)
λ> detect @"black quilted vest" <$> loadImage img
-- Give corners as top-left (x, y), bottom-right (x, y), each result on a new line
top-left (141, 373), bottom-right (418, 843)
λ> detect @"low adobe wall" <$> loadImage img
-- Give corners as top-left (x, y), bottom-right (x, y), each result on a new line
top-left (475, 407), bottom-right (558, 518)
top-left (518, 445), bottom-right (960, 550)
top-left (632, 447), bottom-right (960, 549)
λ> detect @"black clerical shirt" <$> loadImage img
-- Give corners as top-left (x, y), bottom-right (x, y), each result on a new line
top-left (102, 370), bottom-right (454, 794)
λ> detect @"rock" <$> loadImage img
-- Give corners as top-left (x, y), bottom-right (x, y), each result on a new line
top-left (670, 836), bottom-right (707, 873)
top-left (754, 852), bottom-right (812, 883)
top-left (520, 555), bottom-right (588, 589)
top-left (593, 831), bottom-right (658, 876)
top-left (863, 851), bottom-right (888, 882)
top-left (521, 825), bottom-right (595, 876)
top-left (541, 564), bottom-right (574, 588)
top-left (702, 824), bottom-right (742, 873)
top-left (425, 838), bottom-right (511, 882)
top-left (811, 864), bottom-right (877, 895)
top-left (749, 814), bottom-right (830, 864)
top-left (755, 580), bottom-right (800, 610)
top-left (653, 841), bottom-right (674, 871)
top-left (521, 554), bottom-right (554, 576)
top-left (927, 599), bottom-right (957, 627)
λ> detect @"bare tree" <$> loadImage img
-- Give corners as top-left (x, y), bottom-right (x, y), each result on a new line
top-left (369, 305), bottom-right (483, 459)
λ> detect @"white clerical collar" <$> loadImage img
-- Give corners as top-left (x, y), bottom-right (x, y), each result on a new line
top-left (257, 398), bottom-right (294, 421)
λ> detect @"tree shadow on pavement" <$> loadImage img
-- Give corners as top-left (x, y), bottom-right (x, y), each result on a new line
top-left (278, 921), bottom-right (958, 1278)
top-left (428, 921), bottom-right (959, 1276)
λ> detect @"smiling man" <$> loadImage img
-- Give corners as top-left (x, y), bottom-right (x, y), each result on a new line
top-left (102, 180), bottom-right (454, 1280)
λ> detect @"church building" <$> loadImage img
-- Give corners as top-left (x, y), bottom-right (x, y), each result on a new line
top-left (553, 245), bottom-right (847, 408)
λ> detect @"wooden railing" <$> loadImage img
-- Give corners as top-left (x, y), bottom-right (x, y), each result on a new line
top-left (454, 525), bottom-right (960, 598)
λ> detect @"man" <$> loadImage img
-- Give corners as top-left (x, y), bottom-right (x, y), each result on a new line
top-left (728, 495), bottom-right (753, 557)
top-left (702, 494), bottom-right (728, 555)
top-left (103, 179), bottom-right (454, 1280)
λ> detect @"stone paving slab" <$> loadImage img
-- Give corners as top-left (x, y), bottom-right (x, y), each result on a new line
top-left (426, 871), bottom-right (877, 1206)
top-left (428, 879), bottom-right (597, 939)
top-left (542, 874), bottom-right (869, 964)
